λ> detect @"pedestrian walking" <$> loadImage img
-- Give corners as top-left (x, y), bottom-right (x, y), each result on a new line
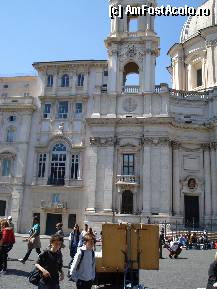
top-left (159, 228), bottom-right (165, 259)
top-left (18, 216), bottom-right (41, 264)
top-left (7, 216), bottom-right (14, 231)
top-left (0, 219), bottom-right (15, 274)
top-left (69, 233), bottom-right (95, 289)
top-left (78, 224), bottom-right (88, 247)
top-left (35, 234), bottom-right (64, 289)
top-left (69, 224), bottom-right (80, 261)
top-left (56, 223), bottom-right (64, 237)
top-left (206, 252), bottom-right (217, 289)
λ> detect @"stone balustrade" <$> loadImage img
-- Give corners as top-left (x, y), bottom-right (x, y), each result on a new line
top-left (116, 175), bottom-right (139, 185)
top-left (169, 89), bottom-right (210, 100)
top-left (122, 85), bottom-right (139, 94)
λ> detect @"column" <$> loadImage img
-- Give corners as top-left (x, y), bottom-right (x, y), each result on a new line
top-left (211, 143), bottom-right (217, 216)
top-left (40, 211), bottom-right (47, 234)
top-left (104, 145), bottom-right (114, 212)
top-left (160, 139), bottom-right (172, 215)
top-left (187, 64), bottom-right (192, 90)
top-left (91, 93), bottom-right (101, 117)
top-left (142, 139), bottom-right (151, 215)
top-left (144, 42), bottom-right (152, 92)
top-left (108, 45), bottom-right (118, 93)
top-left (172, 141), bottom-right (181, 215)
top-left (65, 150), bottom-right (70, 186)
top-left (85, 139), bottom-right (98, 212)
top-left (203, 144), bottom-right (212, 217)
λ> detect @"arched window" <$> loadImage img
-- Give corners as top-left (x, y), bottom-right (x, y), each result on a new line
top-left (121, 190), bottom-right (133, 214)
top-left (61, 74), bottom-right (69, 87)
top-left (47, 75), bottom-right (53, 87)
top-left (77, 74), bottom-right (84, 86)
top-left (6, 128), bottom-right (15, 143)
top-left (48, 144), bottom-right (66, 186)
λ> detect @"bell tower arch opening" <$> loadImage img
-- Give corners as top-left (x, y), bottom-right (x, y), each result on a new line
top-left (127, 16), bottom-right (138, 32)
top-left (123, 61), bottom-right (139, 83)
top-left (106, 0), bottom-right (160, 93)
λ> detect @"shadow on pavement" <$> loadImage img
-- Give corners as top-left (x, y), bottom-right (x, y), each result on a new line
top-left (6, 268), bottom-right (29, 277)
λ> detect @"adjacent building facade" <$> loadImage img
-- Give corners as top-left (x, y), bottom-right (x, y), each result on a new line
top-left (1, 0), bottom-right (217, 234)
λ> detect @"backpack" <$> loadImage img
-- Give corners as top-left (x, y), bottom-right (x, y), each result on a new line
top-left (68, 249), bottom-right (95, 281)
top-left (28, 268), bottom-right (42, 286)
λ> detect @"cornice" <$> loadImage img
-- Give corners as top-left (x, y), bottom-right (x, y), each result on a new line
top-left (0, 104), bottom-right (36, 112)
top-left (89, 137), bottom-right (117, 147)
top-left (39, 95), bottom-right (89, 101)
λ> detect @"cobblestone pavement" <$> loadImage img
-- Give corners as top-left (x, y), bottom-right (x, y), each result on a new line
top-left (0, 236), bottom-right (214, 289)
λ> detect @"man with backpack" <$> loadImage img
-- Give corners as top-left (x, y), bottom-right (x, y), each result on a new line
top-left (69, 233), bottom-right (95, 289)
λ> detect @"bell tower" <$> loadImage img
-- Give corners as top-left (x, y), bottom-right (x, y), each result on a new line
top-left (105, 0), bottom-right (160, 93)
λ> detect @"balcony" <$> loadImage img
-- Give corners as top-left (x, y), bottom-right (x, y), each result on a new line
top-left (122, 85), bottom-right (139, 94)
top-left (116, 175), bottom-right (139, 186)
top-left (47, 177), bottom-right (65, 186)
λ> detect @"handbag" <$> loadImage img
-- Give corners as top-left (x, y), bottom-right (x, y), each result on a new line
top-left (28, 268), bottom-right (42, 286)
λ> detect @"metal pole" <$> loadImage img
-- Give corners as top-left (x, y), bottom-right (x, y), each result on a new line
top-left (164, 220), bottom-right (167, 238)
top-left (211, 218), bottom-right (213, 232)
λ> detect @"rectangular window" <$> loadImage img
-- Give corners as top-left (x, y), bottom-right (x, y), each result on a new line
top-left (75, 103), bottom-right (82, 114)
top-left (58, 101), bottom-right (68, 119)
top-left (123, 154), bottom-right (135, 175)
top-left (2, 159), bottom-right (11, 176)
top-left (38, 154), bottom-right (47, 178)
top-left (71, 154), bottom-right (80, 179)
top-left (3, 85), bottom-right (8, 89)
top-left (7, 129), bottom-right (15, 142)
top-left (0, 200), bottom-right (6, 216)
top-left (68, 214), bottom-right (76, 229)
top-left (43, 104), bottom-right (51, 119)
top-left (52, 193), bottom-right (60, 204)
top-left (24, 92), bottom-right (30, 97)
top-left (197, 68), bottom-right (202, 87)
top-left (104, 71), bottom-right (108, 76)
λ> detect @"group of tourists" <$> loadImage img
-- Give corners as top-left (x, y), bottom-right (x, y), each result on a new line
top-left (0, 216), bottom-right (96, 289)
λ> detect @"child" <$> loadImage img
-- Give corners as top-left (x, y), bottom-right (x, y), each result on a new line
top-left (70, 233), bottom-right (95, 289)
top-left (35, 234), bottom-right (64, 289)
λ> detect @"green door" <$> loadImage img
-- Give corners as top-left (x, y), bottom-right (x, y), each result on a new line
top-left (45, 213), bottom-right (62, 235)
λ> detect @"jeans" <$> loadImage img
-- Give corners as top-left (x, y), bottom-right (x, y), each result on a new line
top-left (76, 279), bottom-right (93, 289)
top-left (23, 248), bottom-right (41, 261)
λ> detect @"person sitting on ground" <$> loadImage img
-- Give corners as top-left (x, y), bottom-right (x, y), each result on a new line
top-left (69, 233), bottom-right (95, 289)
top-left (35, 234), bottom-right (64, 289)
top-left (190, 232), bottom-right (197, 248)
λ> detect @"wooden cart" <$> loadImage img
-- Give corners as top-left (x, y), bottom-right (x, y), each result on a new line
top-left (95, 223), bottom-right (159, 288)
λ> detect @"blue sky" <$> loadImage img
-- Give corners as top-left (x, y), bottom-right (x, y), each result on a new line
top-left (0, 0), bottom-right (205, 85)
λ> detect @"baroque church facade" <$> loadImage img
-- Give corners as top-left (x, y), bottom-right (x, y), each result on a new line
top-left (0, 0), bottom-right (217, 234)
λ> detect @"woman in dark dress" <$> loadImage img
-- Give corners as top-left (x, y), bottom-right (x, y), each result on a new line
top-left (207, 252), bottom-right (217, 289)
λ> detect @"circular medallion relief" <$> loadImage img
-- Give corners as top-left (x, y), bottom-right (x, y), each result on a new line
top-left (123, 97), bottom-right (137, 112)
